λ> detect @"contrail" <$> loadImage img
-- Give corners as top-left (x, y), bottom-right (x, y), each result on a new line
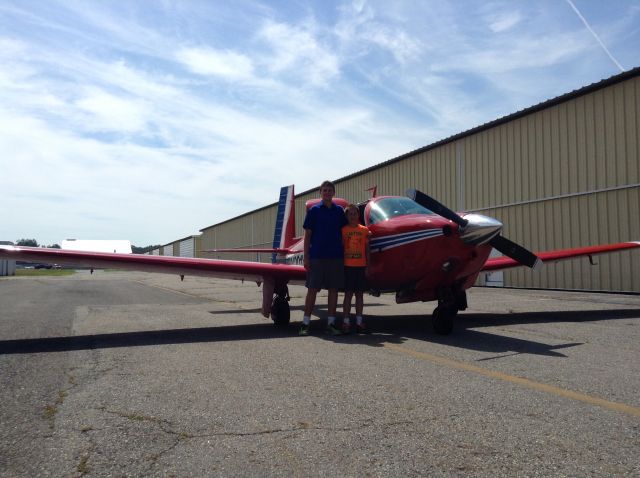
top-left (565, 0), bottom-right (625, 72)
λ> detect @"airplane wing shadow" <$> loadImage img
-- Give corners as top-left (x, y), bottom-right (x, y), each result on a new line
top-left (207, 302), bottom-right (388, 315)
top-left (458, 308), bottom-right (640, 328)
top-left (357, 308), bottom-right (640, 357)
top-left (0, 308), bottom-right (637, 357)
top-left (0, 323), bottom-right (294, 355)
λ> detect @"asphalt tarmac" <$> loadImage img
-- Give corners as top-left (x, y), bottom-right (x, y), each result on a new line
top-left (1, 270), bottom-right (639, 477)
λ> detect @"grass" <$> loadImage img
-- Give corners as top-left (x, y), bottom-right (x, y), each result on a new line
top-left (43, 405), bottom-right (58, 420)
top-left (15, 269), bottom-right (76, 277)
top-left (42, 390), bottom-right (69, 421)
top-left (77, 455), bottom-right (90, 475)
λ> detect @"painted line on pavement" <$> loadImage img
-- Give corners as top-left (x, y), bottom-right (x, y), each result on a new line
top-left (383, 342), bottom-right (640, 418)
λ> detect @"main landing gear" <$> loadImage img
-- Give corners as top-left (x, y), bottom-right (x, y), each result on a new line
top-left (432, 286), bottom-right (467, 335)
top-left (270, 284), bottom-right (291, 328)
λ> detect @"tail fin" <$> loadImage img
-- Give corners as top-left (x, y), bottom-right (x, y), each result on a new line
top-left (272, 185), bottom-right (295, 263)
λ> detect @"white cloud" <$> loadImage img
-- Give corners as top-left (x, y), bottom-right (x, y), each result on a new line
top-left (488, 11), bottom-right (523, 33)
top-left (177, 47), bottom-right (255, 80)
top-left (436, 32), bottom-right (589, 74)
top-left (361, 25), bottom-right (421, 64)
top-left (334, 2), bottom-right (422, 64)
top-left (0, 36), bottom-right (418, 244)
top-left (258, 20), bottom-right (340, 86)
top-left (75, 88), bottom-right (150, 133)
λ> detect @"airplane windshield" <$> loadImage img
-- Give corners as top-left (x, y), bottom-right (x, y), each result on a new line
top-left (368, 197), bottom-right (435, 225)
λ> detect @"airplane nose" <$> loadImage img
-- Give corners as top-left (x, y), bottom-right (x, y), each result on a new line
top-left (458, 214), bottom-right (503, 245)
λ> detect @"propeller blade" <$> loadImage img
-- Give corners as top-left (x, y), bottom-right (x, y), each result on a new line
top-left (490, 235), bottom-right (541, 269)
top-left (406, 189), bottom-right (468, 228)
top-left (406, 188), bottom-right (539, 269)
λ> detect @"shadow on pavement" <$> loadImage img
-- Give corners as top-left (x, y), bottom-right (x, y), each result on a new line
top-left (1, 308), bottom-right (637, 357)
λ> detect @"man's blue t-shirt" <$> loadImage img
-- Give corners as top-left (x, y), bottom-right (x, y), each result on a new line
top-left (303, 202), bottom-right (347, 259)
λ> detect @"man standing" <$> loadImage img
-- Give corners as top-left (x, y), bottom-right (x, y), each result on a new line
top-left (299, 180), bottom-right (347, 336)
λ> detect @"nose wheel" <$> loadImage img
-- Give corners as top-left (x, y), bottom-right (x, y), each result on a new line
top-left (432, 306), bottom-right (456, 335)
top-left (432, 286), bottom-right (466, 335)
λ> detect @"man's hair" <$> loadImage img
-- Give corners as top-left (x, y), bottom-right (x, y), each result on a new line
top-left (319, 180), bottom-right (335, 191)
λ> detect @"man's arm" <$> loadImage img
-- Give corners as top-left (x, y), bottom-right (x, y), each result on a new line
top-left (303, 228), bottom-right (312, 271)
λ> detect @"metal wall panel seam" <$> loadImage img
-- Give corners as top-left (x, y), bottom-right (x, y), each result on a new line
top-left (464, 182), bottom-right (640, 212)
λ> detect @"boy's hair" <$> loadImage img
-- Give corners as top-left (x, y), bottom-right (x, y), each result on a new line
top-left (319, 180), bottom-right (336, 192)
top-left (344, 203), bottom-right (359, 217)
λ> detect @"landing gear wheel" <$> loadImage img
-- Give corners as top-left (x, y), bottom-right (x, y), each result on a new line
top-left (271, 296), bottom-right (290, 327)
top-left (432, 306), bottom-right (456, 335)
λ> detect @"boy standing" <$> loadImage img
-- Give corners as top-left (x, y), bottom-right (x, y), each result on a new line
top-left (341, 204), bottom-right (371, 333)
top-left (299, 180), bottom-right (348, 336)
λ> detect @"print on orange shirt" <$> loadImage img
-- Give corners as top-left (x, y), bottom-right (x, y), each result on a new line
top-left (342, 224), bottom-right (369, 267)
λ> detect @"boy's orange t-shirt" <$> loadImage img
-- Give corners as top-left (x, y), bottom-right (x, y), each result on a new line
top-left (342, 224), bottom-right (370, 267)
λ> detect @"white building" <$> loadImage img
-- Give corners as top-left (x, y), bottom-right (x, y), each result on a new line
top-left (61, 239), bottom-right (132, 254)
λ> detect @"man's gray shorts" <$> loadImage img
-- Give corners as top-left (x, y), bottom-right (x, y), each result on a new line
top-left (306, 259), bottom-right (345, 290)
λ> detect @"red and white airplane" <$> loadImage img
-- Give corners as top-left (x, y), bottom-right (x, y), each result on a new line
top-left (1, 185), bottom-right (638, 334)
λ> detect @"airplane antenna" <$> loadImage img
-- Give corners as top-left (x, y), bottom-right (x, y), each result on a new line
top-left (366, 186), bottom-right (377, 198)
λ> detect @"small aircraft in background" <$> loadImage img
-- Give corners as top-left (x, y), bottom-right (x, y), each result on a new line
top-left (1, 186), bottom-right (638, 334)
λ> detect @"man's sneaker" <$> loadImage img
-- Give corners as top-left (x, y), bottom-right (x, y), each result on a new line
top-left (299, 324), bottom-right (310, 336)
top-left (356, 323), bottom-right (367, 334)
top-left (341, 322), bottom-right (351, 334)
top-left (325, 324), bottom-right (343, 336)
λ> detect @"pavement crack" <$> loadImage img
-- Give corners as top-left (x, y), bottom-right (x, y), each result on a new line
top-left (181, 418), bottom-right (419, 439)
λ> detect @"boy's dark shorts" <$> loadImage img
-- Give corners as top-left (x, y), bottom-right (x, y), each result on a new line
top-left (344, 266), bottom-right (368, 292)
top-left (306, 259), bottom-right (345, 290)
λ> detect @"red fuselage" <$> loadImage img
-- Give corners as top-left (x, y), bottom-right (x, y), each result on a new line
top-left (363, 199), bottom-right (493, 302)
top-left (286, 196), bottom-right (495, 303)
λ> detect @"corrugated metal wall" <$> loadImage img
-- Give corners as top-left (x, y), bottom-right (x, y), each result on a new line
top-left (469, 78), bottom-right (639, 292)
top-left (200, 206), bottom-right (277, 262)
top-left (197, 73), bottom-right (639, 292)
top-left (162, 245), bottom-right (173, 256)
top-left (0, 260), bottom-right (16, 276)
top-left (179, 237), bottom-right (200, 258)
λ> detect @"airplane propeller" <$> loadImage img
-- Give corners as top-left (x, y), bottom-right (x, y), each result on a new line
top-left (406, 189), bottom-right (541, 269)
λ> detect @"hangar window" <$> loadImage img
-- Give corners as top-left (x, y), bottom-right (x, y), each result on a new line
top-left (367, 197), bottom-right (435, 225)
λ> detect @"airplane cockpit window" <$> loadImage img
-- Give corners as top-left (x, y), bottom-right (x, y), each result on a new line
top-left (367, 197), bottom-right (435, 225)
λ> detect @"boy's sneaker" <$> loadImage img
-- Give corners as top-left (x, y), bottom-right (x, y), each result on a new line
top-left (325, 324), bottom-right (343, 336)
top-left (356, 323), bottom-right (367, 334)
top-left (299, 324), bottom-right (310, 336)
top-left (341, 322), bottom-right (351, 334)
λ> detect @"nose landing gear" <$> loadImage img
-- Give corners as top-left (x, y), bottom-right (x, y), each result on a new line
top-left (432, 286), bottom-right (467, 335)
top-left (432, 306), bottom-right (457, 335)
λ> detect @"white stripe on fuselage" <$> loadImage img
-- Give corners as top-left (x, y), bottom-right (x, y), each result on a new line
top-left (370, 229), bottom-right (443, 252)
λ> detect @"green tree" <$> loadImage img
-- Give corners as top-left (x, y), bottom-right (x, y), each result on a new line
top-left (16, 238), bottom-right (38, 247)
top-left (131, 244), bottom-right (161, 254)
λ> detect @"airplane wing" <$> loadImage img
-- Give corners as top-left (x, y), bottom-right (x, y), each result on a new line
top-left (204, 248), bottom-right (295, 255)
top-left (0, 245), bottom-right (306, 283)
top-left (482, 241), bottom-right (640, 272)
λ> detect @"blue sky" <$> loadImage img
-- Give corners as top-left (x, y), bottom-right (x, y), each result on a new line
top-left (1, 1), bottom-right (638, 247)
